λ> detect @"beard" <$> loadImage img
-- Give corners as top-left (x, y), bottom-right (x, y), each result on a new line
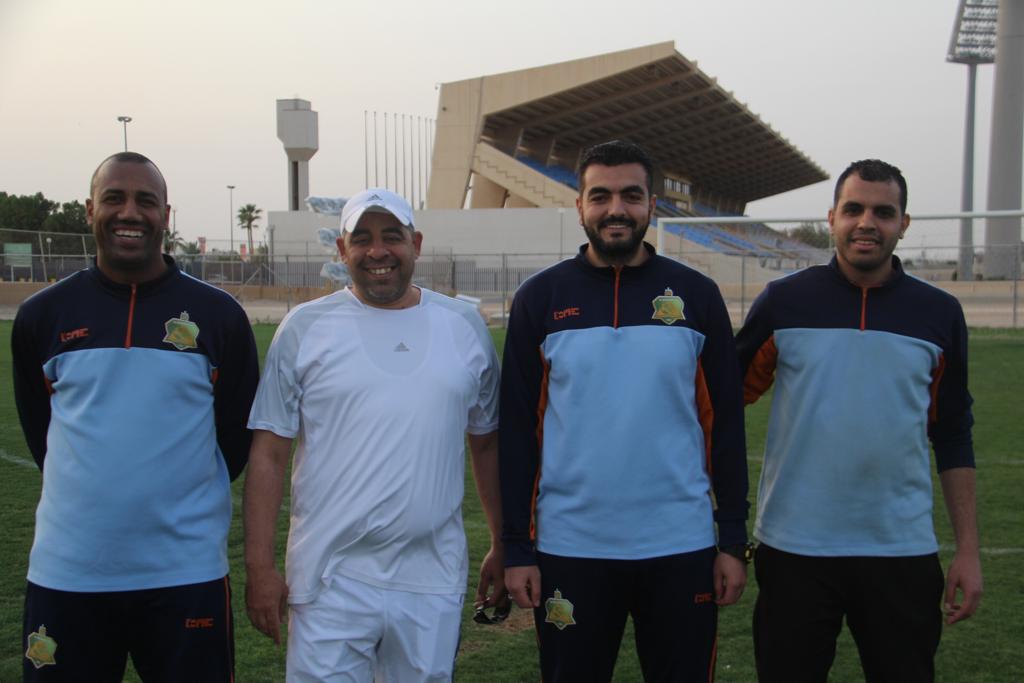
top-left (583, 214), bottom-right (649, 262)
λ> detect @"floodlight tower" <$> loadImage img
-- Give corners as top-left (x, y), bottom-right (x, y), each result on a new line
top-left (983, 0), bottom-right (1024, 280)
top-left (947, 0), bottom-right (996, 281)
top-left (276, 99), bottom-right (319, 211)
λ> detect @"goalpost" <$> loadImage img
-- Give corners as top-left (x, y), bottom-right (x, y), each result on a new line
top-left (654, 210), bottom-right (1024, 327)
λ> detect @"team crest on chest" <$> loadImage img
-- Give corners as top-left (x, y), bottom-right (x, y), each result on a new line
top-left (544, 589), bottom-right (577, 630)
top-left (163, 311), bottom-right (200, 350)
top-left (652, 288), bottom-right (685, 325)
top-left (25, 624), bottom-right (57, 669)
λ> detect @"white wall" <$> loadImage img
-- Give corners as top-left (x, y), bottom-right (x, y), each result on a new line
top-left (415, 207), bottom-right (582, 256)
top-left (268, 207), bottom-right (586, 258)
top-left (266, 210), bottom-right (339, 257)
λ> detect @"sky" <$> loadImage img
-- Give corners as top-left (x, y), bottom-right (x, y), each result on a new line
top-left (0, 0), bottom-right (1009, 252)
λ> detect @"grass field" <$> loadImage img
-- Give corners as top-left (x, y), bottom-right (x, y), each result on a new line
top-left (1, 322), bottom-right (1021, 682)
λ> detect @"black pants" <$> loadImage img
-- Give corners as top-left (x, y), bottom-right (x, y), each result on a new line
top-left (753, 544), bottom-right (944, 683)
top-left (535, 548), bottom-right (718, 683)
top-left (23, 576), bottom-right (235, 683)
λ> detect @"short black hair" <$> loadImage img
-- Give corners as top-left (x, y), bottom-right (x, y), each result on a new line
top-left (89, 152), bottom-right (167, 200)
top-left (577, 140), bottom-right (654, 194)
top-left (833, 159), bottom-right (907, 214)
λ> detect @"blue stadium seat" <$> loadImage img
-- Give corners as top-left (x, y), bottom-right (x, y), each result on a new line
top-left (515, 155), bottom-right (579, 191)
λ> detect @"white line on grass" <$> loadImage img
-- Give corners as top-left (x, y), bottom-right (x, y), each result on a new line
top-left (3, 448), bottom-right (248, 508)
top-left (939, 544), bottom-right (1024, 556)
top-left (0, 449), bottom-right (35, 469)
top-left (748, 454), bottom-right (1022, 466)
top-left (6, 449), bottom-right (1022, 554)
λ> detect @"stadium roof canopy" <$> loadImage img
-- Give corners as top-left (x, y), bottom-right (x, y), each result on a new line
top-left (428, 42), bottom-right (827, 211)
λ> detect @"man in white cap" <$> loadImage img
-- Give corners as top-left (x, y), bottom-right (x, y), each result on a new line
top-left (243, 188), bottom-right (504, 682)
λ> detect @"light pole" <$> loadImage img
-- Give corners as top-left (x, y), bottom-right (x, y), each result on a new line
top-left (227, 185), bottom-right (236, 255)
top-left (117, 116), bottom-right (132, 151)
top-left (45, 237), bottom-right (52, 261)
top-left (947, 1), bottom-right (996, 281)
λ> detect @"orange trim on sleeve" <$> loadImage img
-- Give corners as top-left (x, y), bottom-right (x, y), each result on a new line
top-left (530, 348), bottom-right (551, 542)
top-left (928, 353), bottom-right (946, 424)
top-left (743, 335), bottom-right (778, 405)
top-left (695, 360), bottom-right (714, 474)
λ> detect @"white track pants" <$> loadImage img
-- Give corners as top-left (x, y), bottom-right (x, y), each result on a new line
top-left (287, 573), bottom-right (463, 683)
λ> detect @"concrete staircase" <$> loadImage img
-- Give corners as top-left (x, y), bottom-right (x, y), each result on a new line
top-left (471, 143), bottom-right (578, 208)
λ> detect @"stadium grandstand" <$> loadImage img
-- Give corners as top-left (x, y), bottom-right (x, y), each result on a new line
top-left (427, 41), bottom-right (830, 270)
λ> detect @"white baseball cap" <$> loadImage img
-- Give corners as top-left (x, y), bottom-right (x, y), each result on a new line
top-left (340, 188), bottom-right (415, 234)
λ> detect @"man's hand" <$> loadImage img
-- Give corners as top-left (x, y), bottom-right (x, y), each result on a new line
top-left (937, 467), bottom-right (983, 625)
top-left (475, 544), bottom-right (509, 609)
top-left (713, 552), bottom-right (747, 606)
top-left (245, 565), bottom-right (289, 644)
top-left (944, 549), bottom-right (983, 625)
top-left (242, 429), bottom-right (292, 644)
top-left (506, 565), bottom-right (542, 608)
top-left (467, 430), bottom-right (508, 616)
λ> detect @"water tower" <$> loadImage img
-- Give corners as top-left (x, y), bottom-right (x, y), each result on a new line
top-left (276, 99), bottom-right (318, 211)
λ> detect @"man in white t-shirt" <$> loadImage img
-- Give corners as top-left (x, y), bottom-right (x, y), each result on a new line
top-left (243, 188), bottom-right (504, 682)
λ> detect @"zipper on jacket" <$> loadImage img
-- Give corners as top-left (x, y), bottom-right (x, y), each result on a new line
top-left (124, 284), bottom-right (137, 348)
top-left (613, 267), bottom-right (621, 328)
top-left (859, 287), bottom-right (868, 331)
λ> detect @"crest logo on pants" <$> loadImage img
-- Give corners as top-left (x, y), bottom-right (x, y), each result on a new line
top-left (544, 589), bottom-right (577, 630)
top-left (25, 625), bottom-right (57, 669)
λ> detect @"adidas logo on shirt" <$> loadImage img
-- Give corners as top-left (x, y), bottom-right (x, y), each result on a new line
top-left (394, 342), bottom-right (410, 352)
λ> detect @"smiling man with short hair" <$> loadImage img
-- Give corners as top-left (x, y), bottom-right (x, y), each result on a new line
top-left (500, 140), bottom-right (749, 682)
top-left (13, 152), bottom-right (258, 682)
top-left (243, 188), bottom-right (504, 682)
top-left (737, 159), bottom-right (982, 682)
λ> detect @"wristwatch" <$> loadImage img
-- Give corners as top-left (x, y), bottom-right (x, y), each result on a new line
top-left (718, 542), bottom-right (755, 564)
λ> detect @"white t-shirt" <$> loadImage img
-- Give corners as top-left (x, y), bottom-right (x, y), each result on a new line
top-left (248, 287), bottom-right (500, 603)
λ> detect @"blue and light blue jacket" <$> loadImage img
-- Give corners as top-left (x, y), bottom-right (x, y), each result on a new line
top-left (499, 244), bottom-right (748, 566)
top-left (12, 258), bottom-right (259, 591)
top-left (736, 256), bottom-right (974, 557)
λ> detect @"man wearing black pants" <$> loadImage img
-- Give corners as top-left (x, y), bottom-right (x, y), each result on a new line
top-left (14, 152), bottom-right (258, 682)
top-left (737, 159), bottom-right (982, 682)
top-left (499, 140), bottom-right (750, 681)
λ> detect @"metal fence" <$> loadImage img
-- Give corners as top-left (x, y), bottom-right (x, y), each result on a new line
top-left (408, 246), bottom-right (1023, 328)
top-left (2, 228), bottom-right (1022, 327)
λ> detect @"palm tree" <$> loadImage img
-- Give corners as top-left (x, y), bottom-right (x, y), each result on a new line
top-left (237, 204), bottom-right (262, 260)
top-left (163, 227), bottom-right (186, 254)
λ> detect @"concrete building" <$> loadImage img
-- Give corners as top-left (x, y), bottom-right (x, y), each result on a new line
top-left (270, 43), bottom-right (830, 274)
top-left (427, 41), bottom-right (827, 217)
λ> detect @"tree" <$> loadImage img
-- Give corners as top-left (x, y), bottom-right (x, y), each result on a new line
top-left (163, 227), bottom-right (186, 254)
top-left (787, 222), bottom-right (831, 249)
top-left (42, 201), bottom-right (88, 233)
top-left (42, 200), bottom-right (91, 256)
top-left (0, 193), bottom-right (90, 256)
top-left (237, 204), bottom-right (262, 259)
top-left (181, 241), bottom-right (202, 255)
top-left (0, 192), bottom-right (55, 232)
